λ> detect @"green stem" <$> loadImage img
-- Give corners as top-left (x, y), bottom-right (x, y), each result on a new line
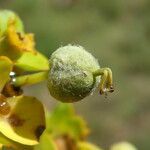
top-left (13, 71), bottom-right (48, 87)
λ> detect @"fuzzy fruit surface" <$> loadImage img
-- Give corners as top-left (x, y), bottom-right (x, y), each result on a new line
top-left (48, 45), bottom-right (100, 102)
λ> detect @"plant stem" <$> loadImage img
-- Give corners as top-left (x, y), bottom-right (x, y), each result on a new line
top-left (13, 71), bottom-right (48, 87)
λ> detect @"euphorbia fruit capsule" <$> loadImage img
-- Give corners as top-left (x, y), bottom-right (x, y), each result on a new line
top-left (48, 45), bottom-right (114, 102)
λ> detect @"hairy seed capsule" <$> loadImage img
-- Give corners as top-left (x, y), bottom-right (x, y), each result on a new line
top-left (48, 45), bottom-right (100, 102)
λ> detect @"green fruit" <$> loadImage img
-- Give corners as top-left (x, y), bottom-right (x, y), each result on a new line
top-left (48, 45), bottom-right (100, 102)
top-left (0, 10), bottom-right (24, 38)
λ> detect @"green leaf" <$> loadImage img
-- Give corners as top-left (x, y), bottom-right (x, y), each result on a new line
top-left (34, 132), bottom-right (57, 150)
top-left (0, 56), bottom-right (13, 92)
top-left (0, 10), bottom-right (38, 61)
top-left (0, 10), bottom-right (25, 60)
top-left (14, 52), bottom-right (49, 73)
top-left (0, 10), bottom-right (24, 38)
top-left (46, 103), bottom-right (89, 141)
top-left (0, 95), bottom-right (45, 145)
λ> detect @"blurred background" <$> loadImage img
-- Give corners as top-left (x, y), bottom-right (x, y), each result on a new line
top-left (0, 0), bottom-right (150, 149)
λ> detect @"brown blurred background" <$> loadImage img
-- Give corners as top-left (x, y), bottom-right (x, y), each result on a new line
top-left (0, 0), bottom-right (150, 149)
